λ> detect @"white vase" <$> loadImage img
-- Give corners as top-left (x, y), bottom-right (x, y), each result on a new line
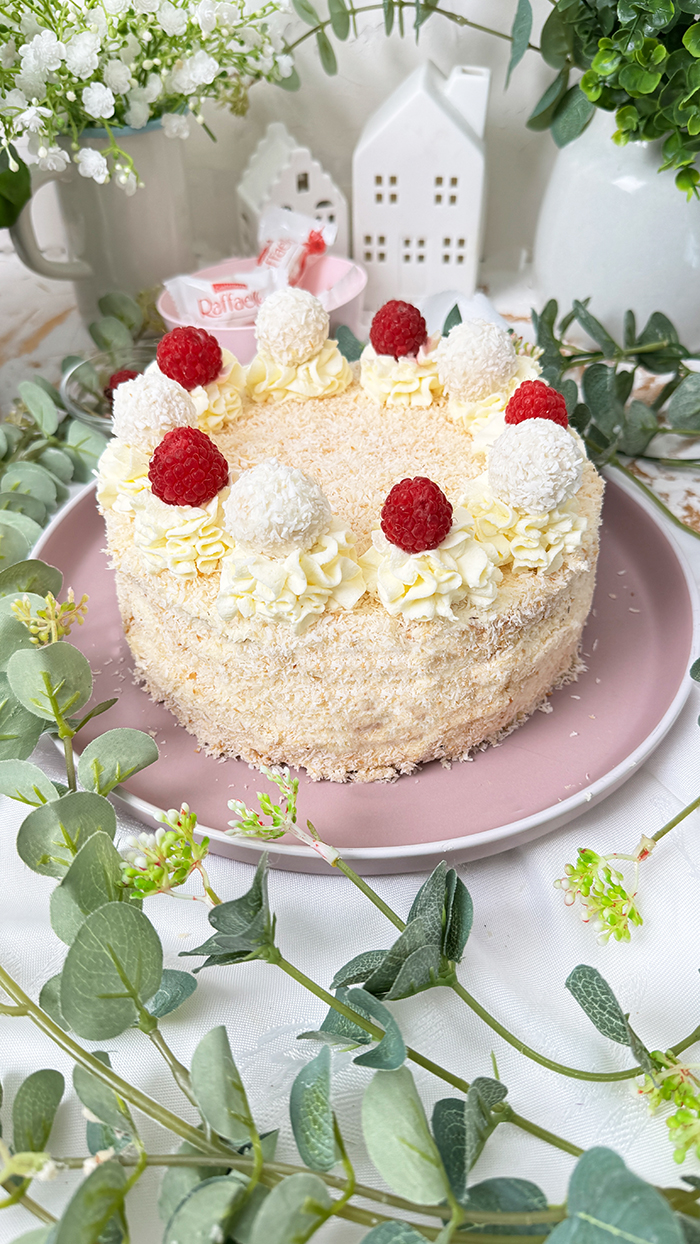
top-left (533, 109), bottom-right (700, 349)
top-left (10, 121), bottom-right (197, 324)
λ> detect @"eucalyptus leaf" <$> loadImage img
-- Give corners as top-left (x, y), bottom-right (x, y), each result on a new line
top-left (98, 292), bottom-right (143, 334)
top-left (315, 29), bottom-right (337, 71)
top-left (328, 0), bottom-right (350, 38)
top-left (581, 364), bottom-right (623, 438)
top-left (39, 975), bottom-right (70, 1032)
top-left (360, 1226), bottom-right (430, 1244)
top-left (52, 1160), bottom-right (128, 1244)
top-left (32, 375), bottom-right (64, 410)
top-left (407, 862), bottom-right (449, 944)
top-left (292, 0), bottom-right (320, 22)
top-left (182, 854), bottom-right (272, 967)
top-left (144, 968), bottom-right (197, 1019)
top-left (572, 300), bottom-right (618, 357)
top-left (64, 421), bottom-right (109, 481)
top-left (443, 870), bottom-right (473, 962)
top-left (0, 508), bottom-right (43, 547)
top-left (540, 7), bottom-right (571, 68)
top-left (0, 559), bottom-right (62, 598)
top-left (547, 1147), bottom-right (683, 1244)
top-left (634, 312), bottom-right (683, 374)
top-left (8, 1231), bottom-right (52, 1243)
top-left (1, 462), bottom-right (57, 509)
top-left (432, 1098), bottom-right (468, 1200)
top-left (335, 324), bottom-right (365, 361)
top-left (89, 316), bottom-right (133, 353)
top-left (190, 1025), bottom-right (256, 1145)
top-left (0, 425), bottom-right (6, 459)
top-left (12, 1069), bottom-right (64, 1153)
top-left (0, 492), bottom-right (47, 524)
top-left (348, 988), bottom-right (406, 1069)
top-left (230, 1185), bottom-right (269, 1244)
top-left (331, 949), bottom-right (389, 989)
top-left (0, 612), bottom-right (35, 673)
top-left (298, 985), bottom-right (373, 1049)
top-left (276, 65), bottom-right (301, 91)
top-left (551, 86), bottom-right (596, 147)
top-left (442, 304), bottom-right (462, 335)
top-left (667, 374), bottom-right (700, 429)
top-left (248, 1172), bottom-right (332, 1244)
top-left (50, 831), bottom-right (125, 945)
top-left (618, 400), bottom-right (659, 456)
top-left (0, 671), bottom-right (44, 761)
top-left (362, 1066), bottom-right (448, 1204)
top-left (77, 727), bottom-right (159, 795)
top-left (0, 759), bottom-right (58, 805)
top-left (73, 1052), bottom-right (135, 1135)
top-left (507, 0), bottom-right (533, 85)
top-left (61, 903), bottom-right (163, 1039)
top-left (290, 1045), bottom-right (337, 1171)
top-left (158, 1140), bottom-right (231, 1223)
top-left (7, 641), bottom-right (93, 721)
top-left (463, 1177), bottom-right (549, 1233)
top-left (18, 381), bottom-right (59, 437)
top-left (0, 522), bottom-right (29, 569)
top-left (38, 448), bottom-right (74, 484)
top-left (565, 966), bottom-right (631, 1046)
top-left (17, 790), bottom-right (117, 878)
top-left (164, 1176), bottom-right (248, 1244)
top-left (1, 423), bottom-right (23, 453)
top-left (364, 918), bottom-right (442, 1000)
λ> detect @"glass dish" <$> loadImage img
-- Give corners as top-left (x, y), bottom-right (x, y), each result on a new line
top-left (60, 344), bottom-right (158, 431)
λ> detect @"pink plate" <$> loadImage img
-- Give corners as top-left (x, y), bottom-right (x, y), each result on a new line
top-left (34, 479), bottom-right (698, 875)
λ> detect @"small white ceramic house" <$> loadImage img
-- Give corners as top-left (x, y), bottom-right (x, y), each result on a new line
top-left (237, 122), bottom-right (349, 256)
top-left (352, 62), bottom-right (490, 309)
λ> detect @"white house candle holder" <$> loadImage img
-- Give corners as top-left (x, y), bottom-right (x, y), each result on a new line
top-left (352, 62), bottom-right (490, 311)
top-left (237, 121), bottom-right (349, 258)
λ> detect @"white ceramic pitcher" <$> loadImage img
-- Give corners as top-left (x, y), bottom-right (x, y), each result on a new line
top-left (10, 120), bottom-right (197, 324)
top-left (533, 109), bottom-right (700, 349)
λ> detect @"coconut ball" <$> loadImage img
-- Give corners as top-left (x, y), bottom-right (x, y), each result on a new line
top-left (488, 419), bottom-right (584, 514)
top-left (255, 288), bottom-right (329, 367)
top-left (112, 371), bottom-right (197, 453)
top-left (436, 318), bottom-right (517, 403)
top-left (223, 458), bottom-right (332, 556)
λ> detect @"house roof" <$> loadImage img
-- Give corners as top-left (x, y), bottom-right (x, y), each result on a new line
top-left (354, 61), bottom-right (485, 159)
top-left (240, 122), bottom-right (301, 211)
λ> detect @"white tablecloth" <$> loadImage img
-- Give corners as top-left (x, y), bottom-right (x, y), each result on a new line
top-left (2, 518), bottom-right (700, 1242)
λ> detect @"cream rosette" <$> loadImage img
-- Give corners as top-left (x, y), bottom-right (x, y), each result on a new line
top-left (459, 474), bottom-right (587, 575)
top-left (96, 440), bottom-right (151, 514)
top-left (359, 337), bottom-right (443, 408)
top-left (359, 508), bottom-right (502, 622)
top-left (132, 491), bottom-right (232, 578)
top-left (216, 517), bottom-right (366, 636)
top-left (189, 349), bottom-right (246, 434)
top-left (245, 340), bottom-right (352, 403)
top-left (448, 352), bottom-right (543, 448)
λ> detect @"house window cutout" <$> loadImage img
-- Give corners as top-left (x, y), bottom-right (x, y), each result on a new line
top-left (449, 194), bottom-right (457, 205)
top-left (364, 251), bottom-right (372, 262)
top-left (450, 176), bottom-right (458, 186)
top-left (390, 193), bottom-right (397, 203)
top-left (435, 176), bottom-right (443, 186)
top-left (297, 172), bottom-right (309, 193)
top-left (365, 235), bottom-right (372, 245)
top-left (443, 237), bottom-right (451, 246)
top-left (442, 254), bottom-right (450, 263)
top-left (456, 255), bottom-right (464, 264)
top-left (379, 235), bottom-right (386, 244)
top-left (435, 193), bottom-right (442, 204)
top-left (390, 175), bottom-right (397, 185)
top-left (378, 252), bottom-right (386, 262)
top-left (457, 238), bottom-right (465, 248)
top-left (375, 174), bottom-right (383, 185)
top-left (375, 193), bottom-right (383, 203)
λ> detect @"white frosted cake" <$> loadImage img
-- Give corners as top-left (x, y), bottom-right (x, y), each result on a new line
top-left (97, 293), bottom-right (603, 782)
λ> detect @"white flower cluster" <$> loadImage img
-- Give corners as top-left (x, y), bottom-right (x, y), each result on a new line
top-left (0, 0), bottom-right (295, 184)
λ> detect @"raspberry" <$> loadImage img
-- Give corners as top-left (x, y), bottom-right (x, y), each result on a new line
top-left (104, 369), bottom-right (139, 405)
top-left (505, 379), bottom-right (568, 428)
top-left (148, 427), bottom-right (229, 507)
top-left (370, 301), bottom-right (428, 360)
top-left (156, 326), bottom-right (223, 391)
top-left (380, 476), bottom-right (453, 554)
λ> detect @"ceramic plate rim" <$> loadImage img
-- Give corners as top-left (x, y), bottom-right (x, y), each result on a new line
top-left (33, 475), bottom-right (700, 864)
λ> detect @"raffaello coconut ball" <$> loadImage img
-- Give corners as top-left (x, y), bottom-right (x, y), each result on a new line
top-left (436, 318), bottom-right (518, 404)
top-left (255, 288), bottom-right (330, 367)
top-left (223, 458), bottom-right (332, 556)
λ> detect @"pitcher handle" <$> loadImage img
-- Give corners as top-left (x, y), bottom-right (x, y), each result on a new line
top-left (9, 165), bottom-right (93, 282)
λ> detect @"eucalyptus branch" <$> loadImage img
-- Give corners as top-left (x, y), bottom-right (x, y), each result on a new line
top-left (147, 1028), bottom-right (199, 1110)
top-left (285, 0), bottom-right (540, 54)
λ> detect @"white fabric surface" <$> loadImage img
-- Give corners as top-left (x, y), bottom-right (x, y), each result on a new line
top-left (2, 519), bottom-right (700, 1242)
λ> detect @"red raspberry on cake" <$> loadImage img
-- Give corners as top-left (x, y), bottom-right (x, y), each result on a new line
top-left (104, 368), bottom-right (139, 405)
top-left (149, 427), bottom-right (229, 508)
top-left (156, 326), bottom-right (223, 391)
top-left (381, 476), bottom-right (453, 554)
top-left (370, 301), bottom-right (428, 360)
top-left (505, 379), bottom-right (568, 429)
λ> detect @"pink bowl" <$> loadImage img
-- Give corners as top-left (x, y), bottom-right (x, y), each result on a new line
top-left (157, 254), bottom-right (367, 364)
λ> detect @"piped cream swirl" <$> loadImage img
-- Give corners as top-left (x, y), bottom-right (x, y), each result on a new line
top-left (132, 490), bottom-right (232, 578)
top-left (190, 349), bottom-right (246, 434)
top-left (459, 474), bottom-right (587, 574)
top-left (359, 509), bottom-right (502, 621)
top-left (216, 516), bottom-right (366, 635)
top-left (245, 340), bottom-right (352, 403)
top-left (448, 353), bottom-right (542, 445)
top-left (96, 440), bottom-right (150, 514)
top-left (359, 339), bottom-right (443, 408)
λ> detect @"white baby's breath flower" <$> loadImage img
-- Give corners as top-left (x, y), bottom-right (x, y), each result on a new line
top-left (15, 69), bottom-right (47, 97)
top-left (82, 82), bottom-right (115, 119)
top-left (118, 34), bottom-right (140, 64)
top-left (66, 88), bottom-right (76, 101)
top-left (237, 25), bottom-right (262, 47)
top-left (19, 29), bottom-right (66, 74)
top-left (135, 0), bottom-right (160, 10)
top-left (158, 0), bottom-right (188, 35)
top-left (116, 167), bottom-right (139, 194)
top-left (275, 53), bottom-right (293, 77)
top-left (0, 39), bottom-right (17, 68)
top-left (125, 88), bottom-right (149, 128)
top-left (76, 146), bottom-right (109, 182)
top-left (104, 0), bottom-right (129, 12)
top-left (216, 2), bottom-right (238, 23)
top-left (2, 88), bottom-right (28, 113)
top-left (36, 1159), bottom-right (58, 1182)
top-left (196, 0), bottom-right (218, 31)
top-left (64, 30), bottom-right (101, 79)
top-left (256, 49), bottom-right (274, 73)
top-left (83, 1148), bottom-right (115, 1176)
top-left (86, 6), bottom-right (108, 37)
top-left (162, 110), bottom-right (190, 138)
top-left (170, 48), bottom-right (219, 92)
top-left (103, 58), bottom-right (132, 92)
top-left (144, 72), bottom-right (162, 102)
top-left (19, 13), bottom-right (43, 38)
top-left (37, 144), bottom-right (70, 171)
top-left (16, 103), bottom-right (52, 131)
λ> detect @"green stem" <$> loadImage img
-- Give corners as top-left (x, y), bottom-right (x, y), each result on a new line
top-left (671, 1025), bottom-right (700, 1059)
top-left (611, 457), bottom-right (700, 542)
top-left (334, 858), bottom-right (405, 931)
top-left (652, 793), bottom-right (700, 843)
top-left (63, 734), bottom-right (77, 792)
top-left (148, 1028), bottom-right (199, 1109)
top-left (286, 1), bottom-right (540, 54)
top-left (505, 1109), bottom-right (584, 1158)
top-left (637, 456), bottom-right (700, 469)
top-left (0, 1179), bottom-right (30, 1210)
top-left (0, 965), bottom-right (232, 1161)
top-left (18, 1192), bottom-right (57, 1225)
